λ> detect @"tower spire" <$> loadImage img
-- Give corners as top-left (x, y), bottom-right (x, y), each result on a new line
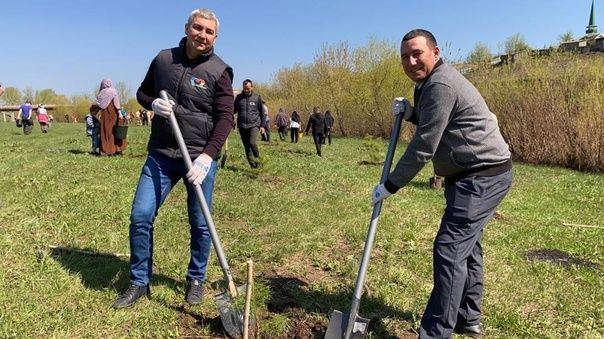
top-left (586, 0), bottom-right (598, 35)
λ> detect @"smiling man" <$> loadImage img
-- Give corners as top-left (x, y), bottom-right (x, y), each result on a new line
top-left (372, 29), bottom-right (512, 338)
top-left (112, 8), bottom-right (234, 309)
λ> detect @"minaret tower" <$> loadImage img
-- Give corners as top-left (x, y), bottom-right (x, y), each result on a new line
top-left (586, 0), bottom-right (598, 35)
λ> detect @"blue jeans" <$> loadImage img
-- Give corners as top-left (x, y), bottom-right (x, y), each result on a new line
top-left (90, 129), bottom-right (100, 152)
top-left (128, 152), bottom-right (218, 286)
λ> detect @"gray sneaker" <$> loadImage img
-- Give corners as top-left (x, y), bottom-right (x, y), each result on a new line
top-left (185, 279), bottom-right (204, 305)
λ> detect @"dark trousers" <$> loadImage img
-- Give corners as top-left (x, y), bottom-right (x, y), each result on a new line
top-left (278, 126), bottom-right (287, 141)
top-left (290, 127), bottom-right (299, 143)
top-left (23, 119), bottom-right (33, 135)
top-left (323, 128), bottom-right (332, 145)
top-left (312, 133), bottom-right (324, 156)
top-left (261, 127), bottom-right (270, 142)
top-left (419, 170), bottom-right (512, 339)
top-left (239, 127), bottom-right (260, 166)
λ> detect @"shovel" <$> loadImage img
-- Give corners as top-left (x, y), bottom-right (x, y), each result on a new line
top-left (160, 91), bottom-right (253, 338)
top-left (325, 111), bottom-right (404, 339)
top-left (220, 138), bottom-right (229, 168)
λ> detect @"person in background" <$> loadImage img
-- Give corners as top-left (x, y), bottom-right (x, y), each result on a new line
top-left (112, 8), bottom-right (234, 309)
top-left (323, 109), bottom-right (334, 145)
top-left (290, 110), bottom-right (300, 143)
top-left (18, 100), bottom-right (34, 135)
top-left (140, 109), bottom-right (149, 126)
top-left (233, 79), bottom-right (265, 168)
top-left (37, 104), bottom-right (49, 133)
top-left (90, 78), bottom-right (128, 156)
top-left (260, 102), bottom-right (271, 142)
top-left (85, 106), bottom-right (101, 155)
top-left (0, 83), bottom-right (4, 97)
top-left (372, 29), bottom-right (512, 339)
top-left (304, 106), bottom-right (327, 156)
top-left (274, 108), bottom-right (289, 141)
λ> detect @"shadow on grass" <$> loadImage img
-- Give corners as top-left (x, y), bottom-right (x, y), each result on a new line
top-left (67, 149), bottom-right (88, 155)
top-left (49, 246), bottom-right (243, 337)
top-left (263, 275), bottom-right (419, 338)
top-left (48, 246), bottom-right (179, 292)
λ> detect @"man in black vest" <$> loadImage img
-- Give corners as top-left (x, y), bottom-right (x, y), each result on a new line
top-left (113, 8), bottom-right (234, 309)
top-left (234, 79), bottom-right (265, 168)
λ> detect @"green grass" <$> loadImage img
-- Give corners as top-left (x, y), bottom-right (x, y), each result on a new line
top-left (0, 122), bottom-right (602, 338)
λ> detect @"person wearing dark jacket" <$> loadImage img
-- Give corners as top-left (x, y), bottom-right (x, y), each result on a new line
top-left (323, 109), bottom-right (334, 145)
top-left (112, 8), bottom-right (234, 309)
top-left (304, 106), bottom-right (327, 156)
top-left (234, 79), bottom-right (265, 168)
top-left (372, 29), bottom-right (512, 339)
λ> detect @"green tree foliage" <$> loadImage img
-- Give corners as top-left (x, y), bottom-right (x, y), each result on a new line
top-left (1, 87), bottom-right (22, 105)
top-left (71, 94), bottom-right (94, 119)
top-left (123, 98), bottom-right (142, 113)
top-left (466, 42), bottom-right (492, 64)
top-left (35, 88), bottom-right (57, 105)
top-left (263, 38), bottom-right (413, 138)
top-left (558, 31), bottom-right (574, 43)
top-left (502, 33), bottom-right (531, 54)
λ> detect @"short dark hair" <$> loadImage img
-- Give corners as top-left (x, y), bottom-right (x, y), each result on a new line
top-left (242, 79), bottom-right (253, 86)
top-left (402, 29), bottom-right (437, 48)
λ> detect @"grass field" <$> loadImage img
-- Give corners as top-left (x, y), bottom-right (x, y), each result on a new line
top-left (0, 122), bottom-right (602, 338)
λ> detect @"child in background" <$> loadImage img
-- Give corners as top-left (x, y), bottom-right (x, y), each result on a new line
top-left (86, 106), bottom-right (101, 155)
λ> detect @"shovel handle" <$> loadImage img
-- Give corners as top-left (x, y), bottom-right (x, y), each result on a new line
top-left (159, 90), bottom-right (237, 296)
top-left (344, 112), bottom-right (404, 339)
top-left (243, 260), bottom-right (253, 339)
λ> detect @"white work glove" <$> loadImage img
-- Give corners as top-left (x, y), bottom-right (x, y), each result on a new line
top-left (392, 97), bottom-right (413, 120)
top-left (151, 97), bottom-right (175, 118)
top-left (186, 154), bottom-right (213, 185)
top-left (372, 183), bottom-right (392, 205)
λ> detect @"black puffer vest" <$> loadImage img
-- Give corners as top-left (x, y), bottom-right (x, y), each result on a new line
top-left (234, 92), bottom-right (262, 129)
top-left (148, 38), bottom-right (232, 159)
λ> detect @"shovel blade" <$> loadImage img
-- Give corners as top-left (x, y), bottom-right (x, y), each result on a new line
top-left (325, 310), bottom-right (369, 339)
top-left (215, 284), bottom-right (255, 338)
top-left (220, 153), bottom-right (228, 168)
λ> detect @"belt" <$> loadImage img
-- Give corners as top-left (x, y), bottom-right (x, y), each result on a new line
top-left (448, 158), bottom-right (512, 181)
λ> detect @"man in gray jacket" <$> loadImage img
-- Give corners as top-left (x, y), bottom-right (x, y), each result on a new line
top-left (372, 29), bottom-right (512, 339)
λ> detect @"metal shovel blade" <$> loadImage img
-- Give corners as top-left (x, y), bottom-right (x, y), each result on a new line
top-left (325, 310), bottom-right (369, 339)
top-left (215, 284), bottom-right (255, 338)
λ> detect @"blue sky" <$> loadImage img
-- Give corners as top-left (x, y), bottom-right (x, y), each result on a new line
top-left (0, 0), bottom-right (598, 97)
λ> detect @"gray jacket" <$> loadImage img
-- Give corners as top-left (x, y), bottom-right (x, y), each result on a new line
top-left (387, 61), bottom-right (511, 189)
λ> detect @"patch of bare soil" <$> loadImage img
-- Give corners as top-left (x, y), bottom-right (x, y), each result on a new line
top-left (525, 249), bottom-right (599, 268)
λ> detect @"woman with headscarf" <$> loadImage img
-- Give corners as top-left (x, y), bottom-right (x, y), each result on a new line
top-left (91, 78), bottom-right (127, 155)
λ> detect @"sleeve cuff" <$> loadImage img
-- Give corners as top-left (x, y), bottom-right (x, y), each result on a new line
top-left (384, 179), bottom-right (400, 193)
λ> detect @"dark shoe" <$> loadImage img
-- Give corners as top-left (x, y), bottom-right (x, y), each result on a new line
top-left (454, 324), bottom-right (482, 338)
top-left (185, 279), bottom-right (204, 305)
top-left (112, 284), bottom-right (150, 309)
top-left (250, 162), bottom-right (258, 168)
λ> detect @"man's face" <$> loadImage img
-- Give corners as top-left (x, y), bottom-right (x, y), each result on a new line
top-left (242, 83), bottom-right (253, 95)
top-left (185, 16), bottom-right (218, 58)
top-left (400, 36), bottom-right (440, 82)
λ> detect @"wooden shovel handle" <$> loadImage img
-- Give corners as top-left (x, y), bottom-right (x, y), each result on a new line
top-left (243, 260), bottom-right (253, 339)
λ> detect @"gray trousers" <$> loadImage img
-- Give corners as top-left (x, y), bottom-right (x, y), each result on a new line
top-left (419, 170), bottom-right (512, 339)
top-left (239, 127), bottom-right (260, 166)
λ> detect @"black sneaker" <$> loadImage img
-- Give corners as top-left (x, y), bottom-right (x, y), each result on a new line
top-left (185, 279), bottom-right (204, 305)
top-left (112, 284), bottom-right (150, 309)
top-left (454, 324), bottom-right (482, 338)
